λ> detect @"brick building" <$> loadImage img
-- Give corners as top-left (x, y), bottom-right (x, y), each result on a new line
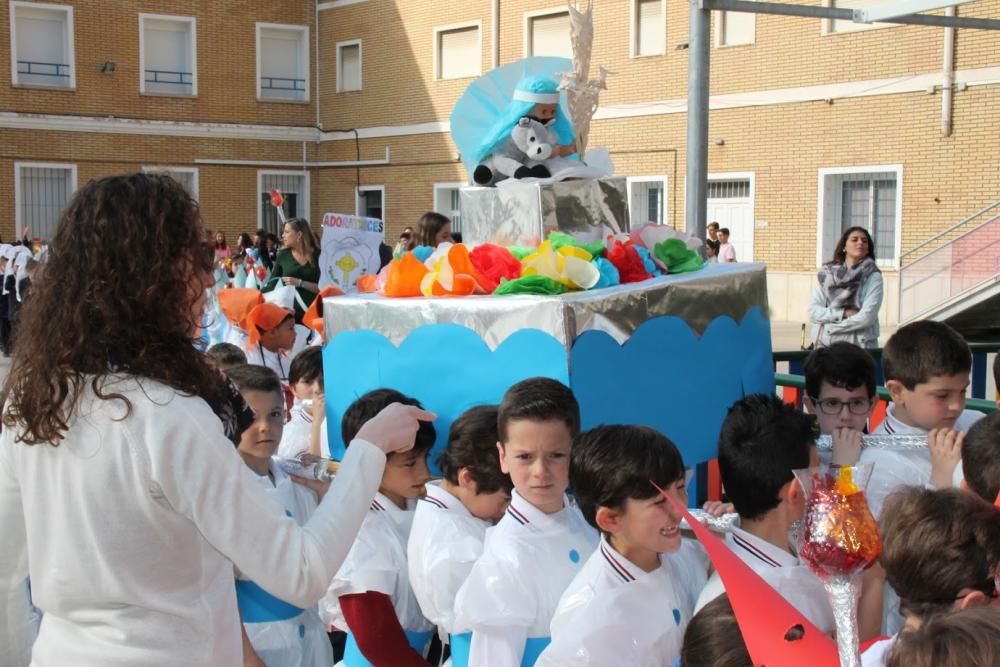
top-left (2, 0), bottom-right (998, 325)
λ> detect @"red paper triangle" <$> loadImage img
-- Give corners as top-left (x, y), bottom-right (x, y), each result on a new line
top-left (654, 483), bottom-right (839, 667)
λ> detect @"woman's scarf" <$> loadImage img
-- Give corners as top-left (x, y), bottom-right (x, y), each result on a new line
top-left (817, 256), bottom-right (879, 310)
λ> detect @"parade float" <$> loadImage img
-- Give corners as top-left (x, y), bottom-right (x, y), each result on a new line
top-left (319, 2), bottom-right (774, 497)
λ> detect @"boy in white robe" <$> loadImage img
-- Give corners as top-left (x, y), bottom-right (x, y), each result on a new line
top-left (454, 378), bottom-right (598, 667)
top-left (227, 365), bottom-right (332, 667)
top-left (321, 389), bottom-right (436, 667)
top-left (536, 425), bottom-right (709, 667)
top-left (407, 405), bottom-right (512, 667)
top-left (694, 395), bottom-right (837, 634)
top-left (278, 347), bottom-right (324, 459)
top-left (864, 321), bottom-right (984, 517)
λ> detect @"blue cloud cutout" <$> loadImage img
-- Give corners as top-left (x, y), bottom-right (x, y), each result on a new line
top-left (569, 307), bottom-right (774, 468)
top-left (323, 324), bottom-right (569, 471)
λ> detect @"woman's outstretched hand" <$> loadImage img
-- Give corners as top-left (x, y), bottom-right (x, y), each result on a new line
top-left (355, 403), bottom-right (437, 455)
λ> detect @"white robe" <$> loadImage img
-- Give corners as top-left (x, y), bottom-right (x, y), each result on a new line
top-left (865, 404), bottom-right (982, 635)
top-left (865, 404), bottom-right (983, 517)
top-left (277, 400), bottom-right (314, 460)
top-left (537, 538), bottom-right (709, 667)
top-left (407, 482), bottom-right (490, 638)
top-left (322, 492), bottom-right (434, 660)
top-left (695, 526), bottom-right (835, 634)
top-left (0, 376), bottom-right (386, 666)
top-left (454, 490), bottom-right (598, 667)
top-left (239, 460), bottom-right (332, 667)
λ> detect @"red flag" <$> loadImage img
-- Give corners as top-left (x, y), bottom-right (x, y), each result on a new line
top-left (653, 483), bottom-right (839, 667)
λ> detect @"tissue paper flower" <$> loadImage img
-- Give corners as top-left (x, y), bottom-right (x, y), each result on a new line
top-left (607, 241), bottom-right (650, 283)
top-left (384, 252), bottom-right (429, 298)
top-left (469, 243), bottom-right (522, 292)
top-left (548, 231), bottom-right (606, 258)
top-left (507, 245), bottom-right (537, 261)
top-left (653, 238), bottom-right (705, 274)
top-left (420, 244), bottom-right (484, 297)
top-left (494, 274), bottom-right (568, 296)
top-left (521, 241), bottom-right (599, 290)
top-left (634, 246), bottom-right (659, 276)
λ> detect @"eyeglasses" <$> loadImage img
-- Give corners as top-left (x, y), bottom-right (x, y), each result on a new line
top-left (809, 397), bottom-right (874, 415)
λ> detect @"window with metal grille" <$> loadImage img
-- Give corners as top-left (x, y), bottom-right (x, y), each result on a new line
top-left (840, 178), bottom-right (897, 260)
top-left (16, 165), bottom-right (75, 242)
top-left (634, 0), bottom-right (664, 56)
top-left (707, 180), bottom-right (751, 199)
top-left (628, 178), bottom-right (667, 226)
top-left (11, 2), bottom-right (74, 88)
top-left (434, 185), bottom-right (463, 234)
top-left (140, 15), bottom-right (196, 96)
top-left (356, 187), bottom-right (384, 221)
top-left (436, 24), bottom-right (481, 80)
top-left (260, 173), bottom-right (305, 235)
top-left (337, 41), bottom-right (361, 92)
top-left (819, 167), bottom-right (900, 265)
top-left (528, 11), bottom-right (571, 58)
top-left (258, 24), bottom-right (308, 102)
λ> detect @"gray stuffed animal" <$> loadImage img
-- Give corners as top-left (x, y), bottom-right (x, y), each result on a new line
top-left (473, 117), bottom-right (554, 186)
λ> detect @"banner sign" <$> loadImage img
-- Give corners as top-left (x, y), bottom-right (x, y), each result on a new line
top-left (319, 212), bottom-right (385, 291)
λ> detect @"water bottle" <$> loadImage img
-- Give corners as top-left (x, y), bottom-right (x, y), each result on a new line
top-left (275, 455), bottom-right (338, 482)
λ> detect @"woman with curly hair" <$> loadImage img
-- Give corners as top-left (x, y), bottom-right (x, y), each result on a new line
top-left (0, 173), bottom-right (428, 666)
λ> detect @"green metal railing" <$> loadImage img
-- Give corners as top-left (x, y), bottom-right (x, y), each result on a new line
top-left (775, 373), bottom-right (996, 415)
top-left (774, 342), bottom-right (998, 402)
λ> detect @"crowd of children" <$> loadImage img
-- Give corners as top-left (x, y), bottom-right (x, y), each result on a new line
top-left (197, 300), bottom-right (998, 667)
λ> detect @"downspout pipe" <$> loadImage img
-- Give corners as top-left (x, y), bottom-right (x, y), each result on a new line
top-left (492, 0), bottom-right (500, 69)
top-left (942, 6), bottom-right (955, 137)
top-left (315, 1), bottom-right (321, 130)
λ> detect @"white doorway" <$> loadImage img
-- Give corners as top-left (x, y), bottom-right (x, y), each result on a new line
top-left (707, 173), bottom-right (754, 262)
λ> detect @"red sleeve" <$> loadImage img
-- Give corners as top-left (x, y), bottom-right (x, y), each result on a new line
top-left (340, 592), bottom-right (429, 667)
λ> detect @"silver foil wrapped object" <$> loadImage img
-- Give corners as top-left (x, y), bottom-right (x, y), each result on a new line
top-left (460, 177), bottom-right (629, 247)
top-left (826, 575), bottom-right (863, 667)
top-left (815, 434), bottom-right (928, 451)
top-left (324, 262), bottom-right (769, 350)
top-left (682, 509), bottom-right (740, 533)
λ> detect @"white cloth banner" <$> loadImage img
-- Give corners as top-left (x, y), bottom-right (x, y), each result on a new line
top-left (318, 213), bottom-right (384, 292)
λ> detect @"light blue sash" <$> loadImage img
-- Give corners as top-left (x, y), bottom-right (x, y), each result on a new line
top-left (448, 632), bottom-right (549, 667)
top-left (235, 580), bottom-right (303, 623)
top-left (343, 629), bottom-right (434, 667)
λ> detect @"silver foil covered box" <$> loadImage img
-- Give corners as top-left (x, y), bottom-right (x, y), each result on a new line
top-left (459, 177), bottom-right (630, 246)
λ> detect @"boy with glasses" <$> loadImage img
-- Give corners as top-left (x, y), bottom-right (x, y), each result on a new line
top-left (803, 342), bottom-right (877, 467)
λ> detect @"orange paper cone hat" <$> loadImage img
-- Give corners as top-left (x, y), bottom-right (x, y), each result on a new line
top-left (656, 484), bottom-right (839, 667)
top-left (218, 288), bottom-right (264, 327)
top-left (302, 286), bottom-right (345, 338)
top-left (242, 302), bottom-right (292, 347)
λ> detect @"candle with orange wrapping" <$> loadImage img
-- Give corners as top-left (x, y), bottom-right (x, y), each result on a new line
top-left (793, 464), bottom-right (881, 667)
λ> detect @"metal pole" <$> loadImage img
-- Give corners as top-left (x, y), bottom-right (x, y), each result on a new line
top-left (685, 0), bottom-right (710, 239)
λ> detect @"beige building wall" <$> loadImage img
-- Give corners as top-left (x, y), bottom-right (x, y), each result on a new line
top-left (3, 0), bottom-right (999, 326)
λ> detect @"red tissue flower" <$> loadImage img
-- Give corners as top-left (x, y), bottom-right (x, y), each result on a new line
top-left (607, 241), bottom-right (650, 284)
top-left (469, 243), bottom-right (522, 293)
